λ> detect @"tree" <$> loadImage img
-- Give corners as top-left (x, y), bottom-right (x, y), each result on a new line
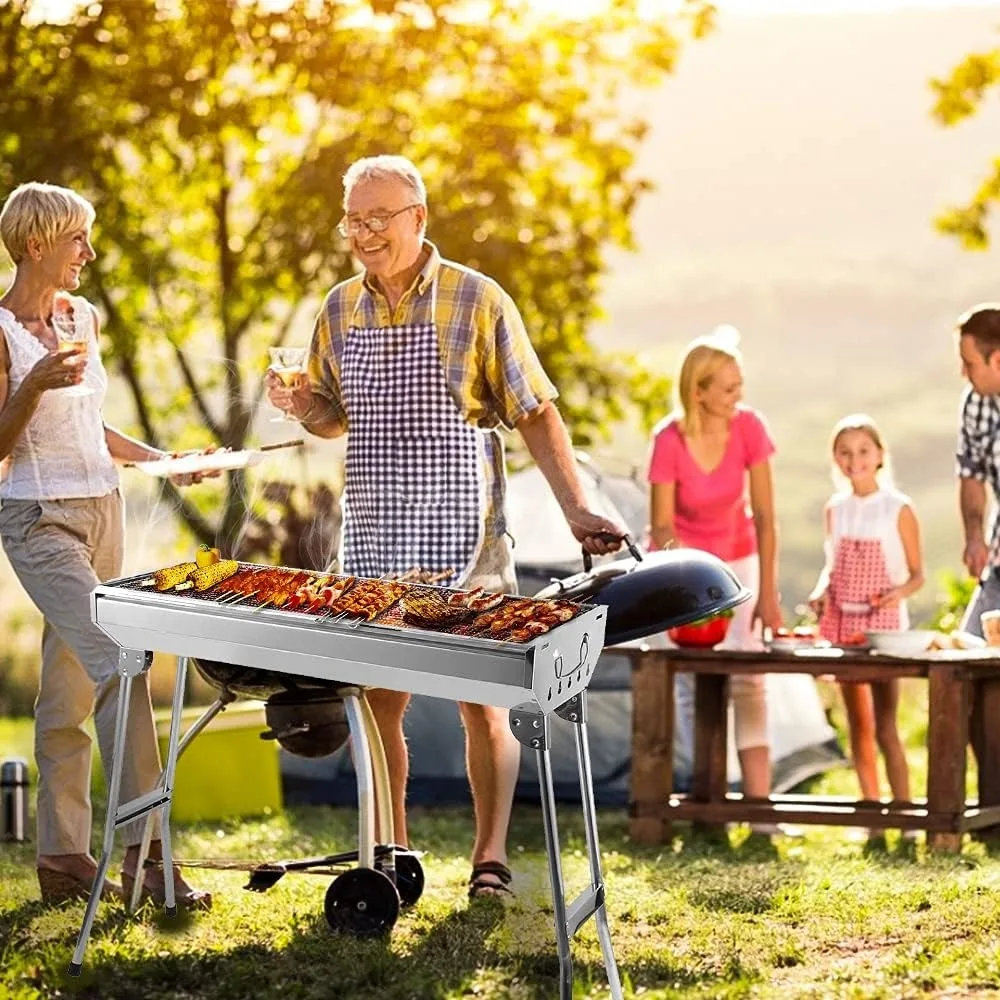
top-left (0, 0), bottom-right (713, 555)
top-left (931, 42), bottom-right (1000, 250)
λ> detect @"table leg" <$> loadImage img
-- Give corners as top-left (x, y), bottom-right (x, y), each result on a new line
top-left (629, 650), bottom-right (673, 845)
top-left (692, 672), bottom-right (729, 836)
top-left (971, 676), bottom-right (1000, 835)
top-left (926, 664), bottom-right (968, 853)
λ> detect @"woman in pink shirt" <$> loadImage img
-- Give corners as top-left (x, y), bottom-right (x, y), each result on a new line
top-left (647, 327), bottom-right (782, 812)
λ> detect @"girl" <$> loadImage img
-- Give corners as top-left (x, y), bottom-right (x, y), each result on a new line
top-left (648, 327), bottom-right (782, 814)
top-left (809, 414), bottom-right (924, 840)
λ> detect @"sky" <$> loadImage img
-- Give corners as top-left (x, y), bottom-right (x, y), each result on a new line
top-left (28, 0), bottom-right (1000, 20)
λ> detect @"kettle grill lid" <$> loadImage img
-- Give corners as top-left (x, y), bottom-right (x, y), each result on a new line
top-left (536, 547), bottom-right (751, 647)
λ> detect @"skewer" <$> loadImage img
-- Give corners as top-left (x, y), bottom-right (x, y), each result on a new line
top-left (222, 590), bottom-right (259, 607)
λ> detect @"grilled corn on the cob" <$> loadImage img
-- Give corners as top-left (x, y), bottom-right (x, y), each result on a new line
top-left (153, 562), bottom-right (198, 591)
top-left (188, 559), bottom-right (239, 591)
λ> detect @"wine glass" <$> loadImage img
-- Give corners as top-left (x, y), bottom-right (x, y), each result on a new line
top-left (50, 300), bottom-right (94, 398)
top-left (267, 346), bottom-right (308, 423)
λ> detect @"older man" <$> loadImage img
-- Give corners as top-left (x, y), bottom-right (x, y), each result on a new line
top-left (267, 154), bottom-right (623, 898)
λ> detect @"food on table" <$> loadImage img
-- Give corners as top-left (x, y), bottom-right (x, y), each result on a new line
top-left (774, 625), bottom-right (818, 640)
top-left (928, 630), bottom-right (987, 651)
top-left (177, 559), bottom-right (239, 591)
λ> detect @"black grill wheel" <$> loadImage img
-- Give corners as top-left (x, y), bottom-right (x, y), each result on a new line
top-left (324, 867), bottom-right (400, 937)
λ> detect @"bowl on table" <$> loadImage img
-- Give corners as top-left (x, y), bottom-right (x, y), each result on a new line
top-left (865, 630), bottom-right (936, 656)
top-left (668, 614), bottom-right (731, 649)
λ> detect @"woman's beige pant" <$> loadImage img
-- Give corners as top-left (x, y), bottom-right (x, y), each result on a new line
top-left (0, 492), bottom-right (161, 855)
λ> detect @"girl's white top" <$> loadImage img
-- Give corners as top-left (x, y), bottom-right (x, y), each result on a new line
top-left (0, 296), bottom-right (119, 500)
top-left (826, 486), bottom-right (912, 586)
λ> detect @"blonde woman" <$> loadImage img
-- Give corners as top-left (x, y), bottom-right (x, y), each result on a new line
top-left (0, 182), bottom-right (209, 908)
top-left (647, 327), bottom-right (781, 813)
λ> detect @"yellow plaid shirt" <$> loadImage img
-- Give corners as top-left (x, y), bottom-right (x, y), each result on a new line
top-left (307, 241), bottom-right (558, 534)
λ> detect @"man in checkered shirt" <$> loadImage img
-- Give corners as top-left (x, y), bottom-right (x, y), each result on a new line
top-left (955, 304), bottom-right (1000, 803)
top-left (956, 304), bottom-right (1000, 636)
top-left (267, 155), bottom-right (626, 900)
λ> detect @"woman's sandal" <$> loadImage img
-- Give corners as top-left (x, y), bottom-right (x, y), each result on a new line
top-left (121, 868), bottom-right (213, 911)
top-left (468, 861), bottom-right (514, 900)
top-left (37, 866), bottom-right (123, 904)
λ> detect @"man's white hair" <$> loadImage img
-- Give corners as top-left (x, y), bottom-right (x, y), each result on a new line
top-left (342, 155), bottom-right (427, 209)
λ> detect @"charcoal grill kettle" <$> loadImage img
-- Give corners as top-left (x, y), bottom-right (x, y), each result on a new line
top-left (533, 535), bottom-right (751, 646)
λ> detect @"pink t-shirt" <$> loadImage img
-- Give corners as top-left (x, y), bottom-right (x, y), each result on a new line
top-left (646, 406), bottom-right (776, 561)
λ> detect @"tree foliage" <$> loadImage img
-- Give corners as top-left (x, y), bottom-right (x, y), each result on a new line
top-left (931, 43), bottom-right (1000, 250)
top-left (0, 0), bottom-right (713, 552)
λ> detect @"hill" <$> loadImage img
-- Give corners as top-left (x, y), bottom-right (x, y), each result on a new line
top-left (595, 3), bottom-right (1000, 619)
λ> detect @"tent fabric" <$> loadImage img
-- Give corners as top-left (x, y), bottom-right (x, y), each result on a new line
top-left (281, 456), bottom-right (845, 807)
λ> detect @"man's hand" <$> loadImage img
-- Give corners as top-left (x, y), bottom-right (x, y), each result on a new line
top-left (564, 505), bottom-right (627, 556)
top-left (265, 369), bottom-right (315, 421)
top-left (964, 537), bottom-right (989, 580)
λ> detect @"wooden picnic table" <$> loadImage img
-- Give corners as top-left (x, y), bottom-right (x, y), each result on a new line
top-left (614, 644), bottom-right (1000, 852)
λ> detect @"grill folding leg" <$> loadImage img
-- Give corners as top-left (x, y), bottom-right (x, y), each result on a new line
top-left (509, 691), bottom-right (623, 1000)
top-left (127, 689), bottom-right (237, 912)
top-left (70, 648), bottom-right (183, 976)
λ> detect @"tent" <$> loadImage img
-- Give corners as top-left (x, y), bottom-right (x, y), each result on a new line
top-left (282, 455), bottom-right (844, 807)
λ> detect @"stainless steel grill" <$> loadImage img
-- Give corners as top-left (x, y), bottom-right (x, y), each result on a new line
top-left (70, 563), bottom-right (622, 999)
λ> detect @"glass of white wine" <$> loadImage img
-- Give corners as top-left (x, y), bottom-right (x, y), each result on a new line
top-left (51, 299), bottom-right (94, 398)
top-left (267, 346), bottom-right (308, 422)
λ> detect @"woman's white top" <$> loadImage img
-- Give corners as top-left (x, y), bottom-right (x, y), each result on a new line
top-left (826, 486), bottom-right (911, 587)
top-left (0, 297), bottom-right (119, 500)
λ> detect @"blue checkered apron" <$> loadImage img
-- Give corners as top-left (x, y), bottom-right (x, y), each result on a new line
top-left (340, 278), bottom-right (486, 587)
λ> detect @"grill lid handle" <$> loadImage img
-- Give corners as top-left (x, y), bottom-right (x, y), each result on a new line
top-left (582, 532), bottom-right (642, 572)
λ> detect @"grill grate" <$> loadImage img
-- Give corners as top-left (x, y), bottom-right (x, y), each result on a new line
top-left (111, 563), bottom-right (587, 644)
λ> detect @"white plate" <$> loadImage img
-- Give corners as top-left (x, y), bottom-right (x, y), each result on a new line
top-left (131, 449), bottom-right (263, 477)
top-left (768, 638), bottom-right (829, 654)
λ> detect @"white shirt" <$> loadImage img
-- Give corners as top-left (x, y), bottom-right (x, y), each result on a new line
top-left (826, 486), bottom-right (912, 587)
top-left (0, 298), bottom-right (119, 500)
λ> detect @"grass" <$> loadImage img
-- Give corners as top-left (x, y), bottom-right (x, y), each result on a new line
top-left (4, 684), bottom-right (1000, 1000)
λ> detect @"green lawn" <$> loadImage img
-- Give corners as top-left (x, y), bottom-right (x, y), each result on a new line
top-left (3, 701), bottom-right (1000, 1000)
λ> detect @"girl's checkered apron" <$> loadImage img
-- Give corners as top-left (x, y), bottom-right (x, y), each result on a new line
top-left (339, 278), bottom-right (486, 587)
top-left (819, 504), bottom-right (900, 645)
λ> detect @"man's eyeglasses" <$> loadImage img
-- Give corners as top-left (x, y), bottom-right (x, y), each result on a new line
top-left (337, 204), bottom-right (421, 239)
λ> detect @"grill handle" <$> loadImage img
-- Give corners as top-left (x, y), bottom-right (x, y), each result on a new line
top-left (582, 532), bottom-right (642, 572)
